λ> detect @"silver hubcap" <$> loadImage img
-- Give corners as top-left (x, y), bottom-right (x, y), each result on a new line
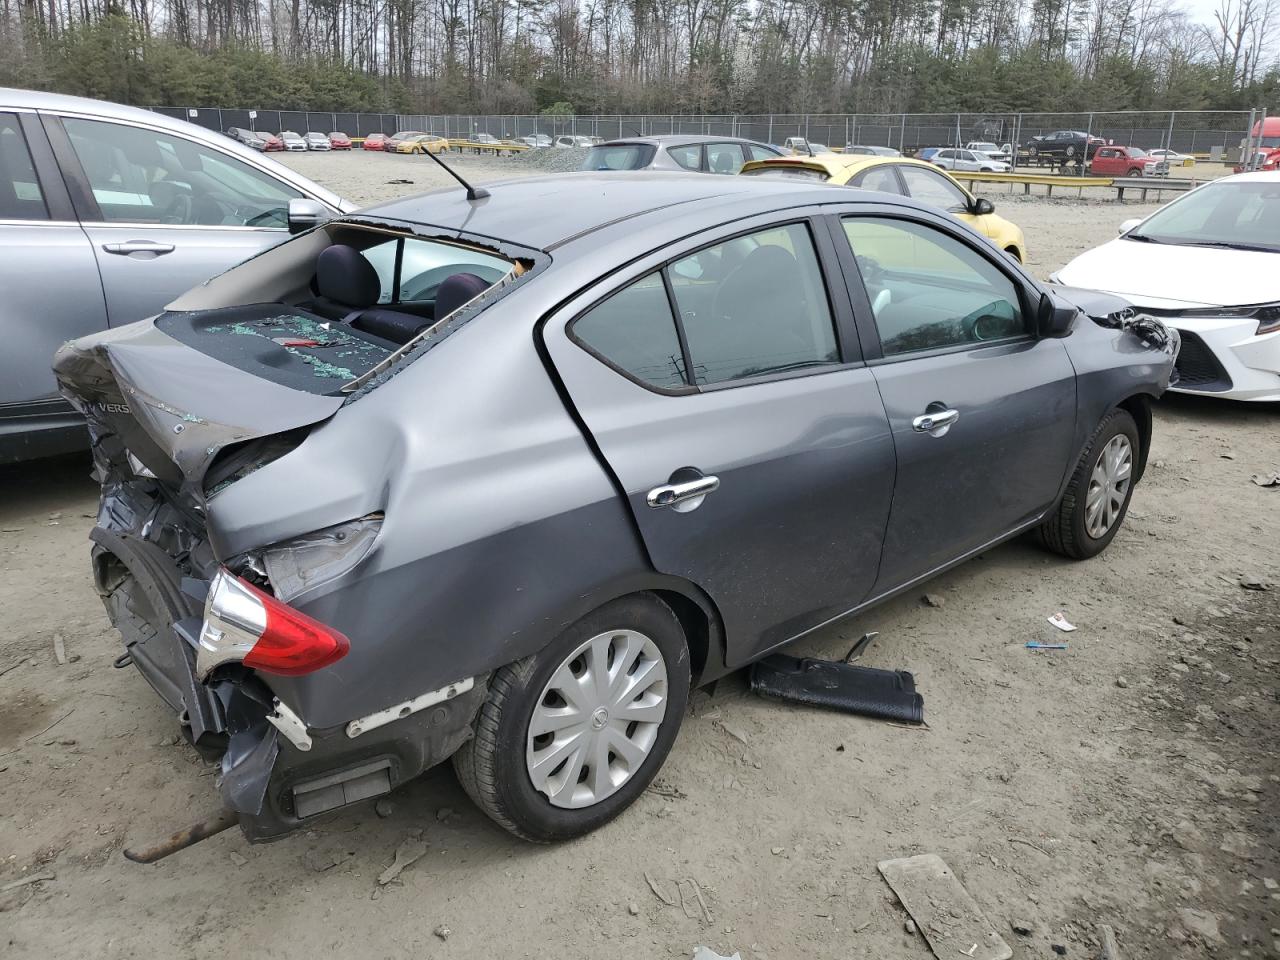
top-left (1085, 434), bottom-right (1133, 538)
top-left (526, 629), bottom-right (669, 809)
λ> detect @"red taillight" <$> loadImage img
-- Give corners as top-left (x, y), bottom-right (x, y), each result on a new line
top-left (196, 568), bottom-right (349, 678)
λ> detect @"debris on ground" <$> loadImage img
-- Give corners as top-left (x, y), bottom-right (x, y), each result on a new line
top-left (645, 871), bottom-right (678, 906)
top-left (228, 851), bottom-right (248, 867)
top-left (1250, 472), bottom-right (1280, 487)
top-left (433, 924), bottom-right (450, 941)
top-left (691, 947), bottom-right (740, 960)
top-left (52, 633), bottom-right (67, 665)
top-left (0, 872), bottom-right (55, 892)
top-left (878, 854), bottom-right (1012, 960)
top-left (1239, 577), bottom-right (1272, 591)
top-left (676, 877), bottom-right (713, 923)
top-left (1009, 919), bottom-right (1033, 936)
top-left (922, 593), bottom-right (945, 608)
top-left (374, 797), bottom-right (394, 818)
top-left (844, 631), bottom-right (878, 662)
top-left (1046, 612), bottom-right (1077, 632)
top-left (1026, 642), bottom-right (1068, 651)
top-left (627, 902), bottom-right (640, 916)
top-left (749, 654), bottom-right (923, 723)
top-left (1098, 923), bottom-right (1121, 959)
top-left (377, 836), bottom-right (428, 885)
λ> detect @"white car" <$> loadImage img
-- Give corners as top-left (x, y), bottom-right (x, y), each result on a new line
top-left (521, 134), bottom-right (553, 148)
top-left (965, 141), bottom-right (1012, 162)
top-left (554, 135), bottom-right (594, 148)
top-left (1148, 149), bottom-right (1191, 166)
top-left (1054, 173), bottom-right (1280, 402)
top-left (932, 148), bottom-right (1010, 173)
top-left (279, 131), bottom-right (308, 152)
top-left (303, 132), bottom-right (331, 151)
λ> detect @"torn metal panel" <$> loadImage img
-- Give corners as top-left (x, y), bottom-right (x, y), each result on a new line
top-left (261, 515), bottom-right (383, 603)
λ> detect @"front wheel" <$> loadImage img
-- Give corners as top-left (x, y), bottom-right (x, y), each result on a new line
top-left (453, 594), bottom-right (690, 842)
top-left (1127, 168), bottom-right (1141, 177)
top-left (1037, 408), bottom-right (1140, 560)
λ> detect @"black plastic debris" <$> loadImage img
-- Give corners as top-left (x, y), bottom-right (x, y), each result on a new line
top-left (749, 654), bottom-right (924, 724)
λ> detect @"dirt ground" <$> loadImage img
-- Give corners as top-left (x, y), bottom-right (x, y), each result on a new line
top-left (1, 151), bottom-right (1277, 960)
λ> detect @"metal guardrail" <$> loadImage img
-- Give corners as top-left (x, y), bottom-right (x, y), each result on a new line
top-left (951, 170), bottom-right (1197, 201)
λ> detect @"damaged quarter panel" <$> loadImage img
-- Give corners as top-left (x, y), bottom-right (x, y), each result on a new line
top-left (205, 277), bottom-right (657, 730)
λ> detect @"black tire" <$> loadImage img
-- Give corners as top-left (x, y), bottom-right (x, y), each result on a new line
top-left (453, 594), bottom-right (690, 842)
top-left (1065, 145), bottom-right (1076, 158)
top-left (1028, 145), bottom-right (1038, 158)
top-left (1037, 408), bottom-right (1140, 560)
top-left (1126, 168), bottom-right (1141, 177)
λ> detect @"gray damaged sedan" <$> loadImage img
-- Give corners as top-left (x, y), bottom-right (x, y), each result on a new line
top-left (55, 173), bottom-right (1178, 844)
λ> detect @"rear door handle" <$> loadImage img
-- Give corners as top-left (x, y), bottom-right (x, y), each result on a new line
top-left (646, 475), bottom-right (720, 510)
top-left (913, 408), bottom-right (960, 436)
top-left (102, 240), bottom-right (176, 256)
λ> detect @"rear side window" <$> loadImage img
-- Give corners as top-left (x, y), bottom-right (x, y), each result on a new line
top-left (572, 274), bottom-right (687, 389)
top-left (747, 144), bottom-right (777, 162)
top-left (0, 113), bottom-right (47, 220)
top-left (668, 223), bottom-right (838, 384)
top-left (358, 236), bottom-right (510, 304)
top-left (899, 166), bottom-right (969, 213)
top-left (667, 144), bottom-right (702, 170)
top-left (581, 144), bottom-right (656, 171)
top-left (853, 165), bottom-right (904, 195)
top-left (705, 143), bottom-right (745, 174)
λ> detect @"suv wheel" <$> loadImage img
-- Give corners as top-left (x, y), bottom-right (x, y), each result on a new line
top-left (1037, 408), bottom-right (1140, 560)
top-left (453, 594), bottom-right (690, 842)
top-left (1065, 145), bottom-right (1077, 158)
top-left (1126, 168), bottom-right (1141, 177)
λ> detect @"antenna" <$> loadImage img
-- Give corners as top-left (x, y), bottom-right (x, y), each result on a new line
top-left (806, 140), bottom-right (815, 157)
top-left (422, 144), bottom-right (490, 200)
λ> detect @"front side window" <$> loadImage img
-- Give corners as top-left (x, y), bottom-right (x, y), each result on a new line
top-left (63, 117), bottom-right (302, 227)
top-left (0, 113), bottom-right (47, 221)
top-left (842, 217), bottom-right (1026, 357)
top-left (667, 144), bottom-right (703, 171)
top-left (668, 222), bottom-right (839, 384)
top-left (853, 165), bottom-right (904, 195)
top-left (899, 165), bottom-right (969, 213)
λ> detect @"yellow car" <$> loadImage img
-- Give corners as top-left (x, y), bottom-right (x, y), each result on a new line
top-left (397, 134), bottom-right (448, 156)
top-left (740, 154), bottom-right (1027, 262)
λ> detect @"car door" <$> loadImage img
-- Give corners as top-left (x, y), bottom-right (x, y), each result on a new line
top-left (833, 210), bottom-right (1077, 592)
top-left (0, 110), bottom-right (108, 450)
top-left (44, 113), bottom-right (313, 327)
top-left (542, 215), bottom-right (896, 663)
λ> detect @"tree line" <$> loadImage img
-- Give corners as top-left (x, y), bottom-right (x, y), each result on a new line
top-left (2, 0), bottom-right (1277, 116)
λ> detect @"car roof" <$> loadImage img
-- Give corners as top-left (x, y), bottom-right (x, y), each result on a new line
top-left (598, 135), bottom-right (767, 147)
top-left (357, 172), bottom-right (902, 251)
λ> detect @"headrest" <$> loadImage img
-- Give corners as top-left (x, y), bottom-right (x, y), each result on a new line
top-left (316, 245), bottom-right (380, 309)
top-left (434, 272), bottom-right (490, 322)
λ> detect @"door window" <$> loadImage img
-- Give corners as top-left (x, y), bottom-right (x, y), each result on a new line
top-left (668, 223), bottom-right (839, 384)
top-left (842, 217), bottom-right (1026, 357)
top-left (705, 142), bottom-right (745, 174)
top-left (667, 144), bottom-right (703, 171)
top-left (899, 165), bottom-right (969, 213)
top-left (572, 273), bottom-right (688, 389)
top-left (62, 117), bottom-right (303, 227)
top-left (0, 114), bottom-right (48, 220)
top-left (747, 144), bottom-right (777, 162)
top-left (853, 165), bottom-right (905, 195)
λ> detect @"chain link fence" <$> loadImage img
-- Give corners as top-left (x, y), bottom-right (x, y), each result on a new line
top-left (149, 107), bottom-right (1261, 159)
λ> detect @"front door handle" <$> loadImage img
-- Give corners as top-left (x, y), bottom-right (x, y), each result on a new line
top-left (646, 475), bottom-right (720, 511)
top-left (913, 407), bottom-right (960, 436)
top-left (102, 240), bottom-right (176, 257)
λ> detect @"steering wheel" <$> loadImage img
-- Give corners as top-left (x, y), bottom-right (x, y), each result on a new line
top-left (160, 192), bottom-right (193, 225)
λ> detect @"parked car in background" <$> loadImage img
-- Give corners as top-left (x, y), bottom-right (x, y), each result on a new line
top-left (385, 130), bottom-right (426, 152)
top-left (362, 132), bottom-right (388, 151)
top-left (397, 134), bottom-right (448, 155)
top-left (54, 171), bottom-right (1174, 846)
top-left (328, 131), bottom-right (352, 150)
top-left (1026, 130), bottom-right (1105, 164)
top-left (226, 127), bottom-right (268, 151)
top-left (782, 138), bottom-right (833, 155)
top-left (1147, 148), bottom-right (1191, 167)
top-left (932, 148), bottom-right (1011, 173)
top-left (582, 135), bottom-right (781, 174)
top-left (555, 135), bottom-right (595, 148)
top-left (473, 133), bottom-right (499, 144)
top-left (741, 153), bottom-right (1027, 261)
top-left (916, 147), bottom-right (942, 162)
top-left (1055, 173), bottom-right (1280, 402)
top-left (1089, 146), bottom-right (1168, 178)
top-left (965, 141), bottom-right (1011, 162)
top-left (845, 145), bottom-right (901, 157)
top-left (0, 88), bottom-right (353, 463)
top-left (279, 131), bottom-right (308, 152)
top-left (304, 132), bottom-right (331, 151)
top-left (1234, 117), bottom-right (1280, 172)
top-left (1234, 149), bottom-right (1280, 173)
top-left (260, 132), bottom-right (285, 152)
top-left (520, 134), bottom-right (553, 148)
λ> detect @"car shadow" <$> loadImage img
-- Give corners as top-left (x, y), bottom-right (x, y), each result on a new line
top-left (0, 451), bottom-right (96, 523)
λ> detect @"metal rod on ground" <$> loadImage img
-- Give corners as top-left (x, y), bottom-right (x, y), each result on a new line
top-left (123, 809), bottom-right (241, 863)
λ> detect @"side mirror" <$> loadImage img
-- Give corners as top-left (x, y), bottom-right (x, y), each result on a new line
top-left (287, 198), bottom-right (330, 234)
top-left (1036, 292), bottom-right (1077, 339)
top-left (971, 197), bottom-right (995, 215)
top-left (1118, 217), bottom-right (1142, 235)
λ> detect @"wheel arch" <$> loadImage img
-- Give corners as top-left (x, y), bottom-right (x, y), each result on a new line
top-left (1115, 393), bottom-right (1153, 483)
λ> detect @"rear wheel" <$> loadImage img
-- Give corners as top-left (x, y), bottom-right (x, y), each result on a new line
top-left (453, 594), bottom-right (690, 842)
top-left (1037, 408), bottom-right (1139, 560)
top-left (1126, 168), bottom-right (1141, 177)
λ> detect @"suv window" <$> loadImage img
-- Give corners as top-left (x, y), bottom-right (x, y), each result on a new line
top-left (63, 117), bottom-right (303, 227)
top-left (0, 113), bottom-right (47, 220)
top-left (853, 165), bottom-right (904, 194)
top-left (842, 217), bottom-right (1026, 357)
top-left (668, 222), bottom-right (838, 384)
top-left (899, 165), bottom-right (969, 213)
top-left (572, 273), bottom-right (687, 389)
top-left (705, 142), bottom-right (745, 174)
top-left (667, 144), bottom-right (703, 170)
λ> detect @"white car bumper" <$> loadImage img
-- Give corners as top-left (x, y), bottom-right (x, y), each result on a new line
top-left (1167, 315), bottom-right (1280, 402)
